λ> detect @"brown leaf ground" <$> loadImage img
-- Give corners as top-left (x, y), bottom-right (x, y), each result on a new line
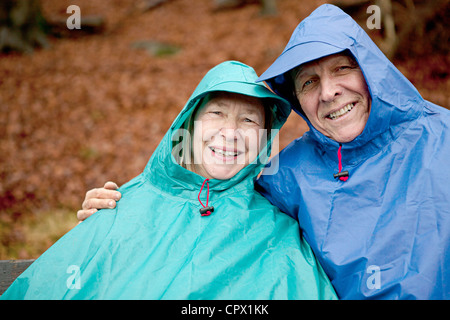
top-left (0, 0), bottom-right (448, 259)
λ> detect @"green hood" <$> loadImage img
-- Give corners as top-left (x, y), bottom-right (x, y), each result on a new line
top-left (1, 61), bottom-right (336, 300)
top-left (146, 60), bottom-right (291, 196)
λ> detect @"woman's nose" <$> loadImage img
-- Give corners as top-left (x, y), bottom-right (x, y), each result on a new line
top-left (219, 119), bottom-right (240, 140)
top-left (219, 128), bottom-right (240, 141)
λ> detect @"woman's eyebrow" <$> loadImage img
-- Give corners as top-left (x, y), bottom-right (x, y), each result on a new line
top-left (241, 107), bottom-right (265, 121)
top-left (244, 109), bottom-right (263, 116)
top-left (210, 101), bottom-right (227, 108)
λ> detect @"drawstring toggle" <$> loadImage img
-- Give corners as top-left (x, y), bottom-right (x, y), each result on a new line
top-left (198, 178), bottom-right (214, 217)
top-left (199, 206), bottom-right (214, 216)
top-left (334, 144), bottom-right (349, 182)
top-left (333, 171), bottom-right (349, 179)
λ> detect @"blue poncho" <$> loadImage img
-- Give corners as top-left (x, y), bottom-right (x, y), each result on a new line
top-left (256, 4), bottom-right (450, 299)
top-left (1, 61), bottom-right (337, 300)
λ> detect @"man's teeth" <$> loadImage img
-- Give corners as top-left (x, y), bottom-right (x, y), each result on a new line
top-left (328, 103), bottom-right (354, 120)
top-left (211, 147), bottom-right (238, 157)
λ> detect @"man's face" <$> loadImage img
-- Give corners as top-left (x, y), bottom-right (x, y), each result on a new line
top-left (293, 53), bottom-right (371, 143)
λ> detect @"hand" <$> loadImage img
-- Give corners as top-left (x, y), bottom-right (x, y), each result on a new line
top-left (77, 181), bottom-right (121, 222)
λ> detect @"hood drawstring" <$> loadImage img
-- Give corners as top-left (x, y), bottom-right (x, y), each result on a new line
top-left (198, 178), bottom-right (214, 216)
top-left (333, 144), bottom-right (349, 181)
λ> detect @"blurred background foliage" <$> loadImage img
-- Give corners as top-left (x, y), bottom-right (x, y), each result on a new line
top-left (0, 0), bottom-right (449, 259)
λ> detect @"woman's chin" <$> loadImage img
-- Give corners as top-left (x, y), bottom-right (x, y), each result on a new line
top-left (205, 165), bottom-right (244, 180)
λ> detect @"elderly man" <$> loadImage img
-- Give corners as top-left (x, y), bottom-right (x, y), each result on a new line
top-left (77, 4), bottom-right (449, 299)
top-left (255, 4), bottom-right (450, 299)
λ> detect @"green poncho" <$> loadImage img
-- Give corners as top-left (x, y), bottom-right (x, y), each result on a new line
top-left (1, 61), bottom-right (337, 299)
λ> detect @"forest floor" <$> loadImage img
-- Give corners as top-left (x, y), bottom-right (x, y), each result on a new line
top-left (1, 0), bottom-right (448, 259)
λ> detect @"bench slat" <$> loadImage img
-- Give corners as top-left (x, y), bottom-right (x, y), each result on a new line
top-left (0, 259), bottom-right (35, 296)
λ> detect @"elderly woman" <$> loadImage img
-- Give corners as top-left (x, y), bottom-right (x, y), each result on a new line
top-left (1, 61), bottom-right (336, 299)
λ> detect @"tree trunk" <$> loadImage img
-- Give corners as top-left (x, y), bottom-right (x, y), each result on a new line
top-left (0, 0), bottom-right (48, 54)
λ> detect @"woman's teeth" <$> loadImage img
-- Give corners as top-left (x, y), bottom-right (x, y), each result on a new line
top-left (328, 103), bottom-right (354, 120)
top-left (210, 147), bottom-right (238, 157)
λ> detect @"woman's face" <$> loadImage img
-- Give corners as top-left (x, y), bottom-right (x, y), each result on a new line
top-left (192, 92), bottom-right (266, 180)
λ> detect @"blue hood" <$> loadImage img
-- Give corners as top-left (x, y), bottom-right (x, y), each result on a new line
top-left (258, 4), bottom-right (424, 150)
top-left (256, 4), bottom-right (450, 299)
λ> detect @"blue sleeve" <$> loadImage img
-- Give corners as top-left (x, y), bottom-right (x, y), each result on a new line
top-left (255, 155), bottom-right (299, 221)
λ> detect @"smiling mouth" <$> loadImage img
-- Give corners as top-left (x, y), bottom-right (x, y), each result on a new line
top-left (327, 103), bottom-right (355, 120)
top-left (209, 146), bottom-right (241, 157)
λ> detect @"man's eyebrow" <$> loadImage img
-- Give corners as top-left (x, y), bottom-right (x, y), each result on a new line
top-left (333, 55), bottom-right (359, 67)
top-left (290, 66), bottom-right (305, 83)
top-left (296, 68), bottom-right (309, 79)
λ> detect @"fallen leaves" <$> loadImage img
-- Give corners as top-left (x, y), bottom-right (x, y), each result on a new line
top-left (0, 0), bottom-right (448, 259)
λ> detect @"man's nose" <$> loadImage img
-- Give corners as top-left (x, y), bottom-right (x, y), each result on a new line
top-left (319, 77), bottom-right (342, 102)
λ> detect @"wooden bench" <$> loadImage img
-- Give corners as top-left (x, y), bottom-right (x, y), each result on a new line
top-left (0, 260), bottom-right (35, 296)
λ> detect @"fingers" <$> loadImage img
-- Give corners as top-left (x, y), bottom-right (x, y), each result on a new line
top-left (77, 208), bottom-right (97, 222)
top-left (78, 181), bottom-right (122, 222)
top-left (82, 187), bottom-right (121, 210)
top-left (85, 187), bottom-right (121, 202)
top-left (104, 181), bottom-right (119, 190)
top-left (82, 197), bottom-right (118, 210)
top-left (78, 197), bottom-right (118, 222)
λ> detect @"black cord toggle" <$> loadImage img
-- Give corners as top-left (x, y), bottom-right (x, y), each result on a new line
top-left (199, 206), bottom-right (214, 216)
top-left (333, 171), bottom-right (349, 179)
